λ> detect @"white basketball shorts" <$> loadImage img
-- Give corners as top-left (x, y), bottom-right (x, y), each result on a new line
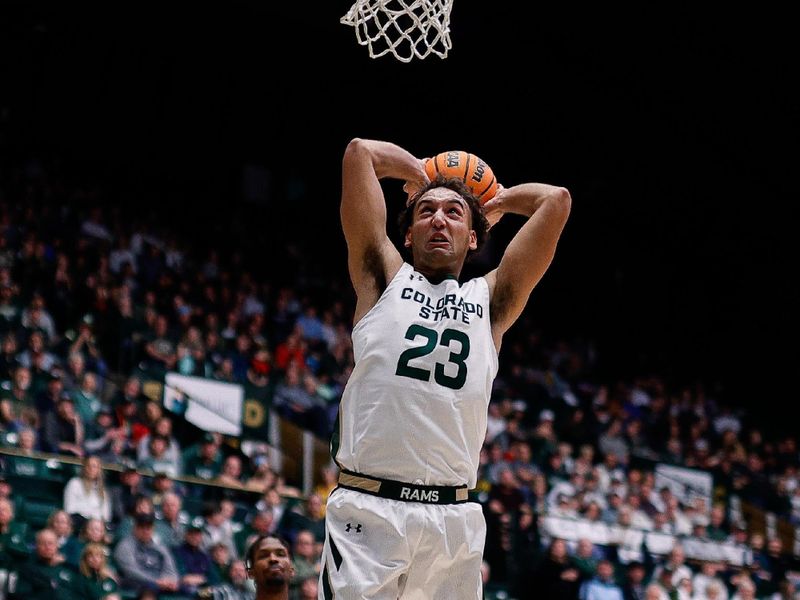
top-left (318, 487), bottom-right (486, 599)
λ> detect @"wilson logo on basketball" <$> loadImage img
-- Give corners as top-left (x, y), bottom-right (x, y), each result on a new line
top-left (471, 161), bottom-right (486, 183)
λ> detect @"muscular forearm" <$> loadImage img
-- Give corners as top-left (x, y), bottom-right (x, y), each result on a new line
top-left (349, 138), bottom-right (426, 184)
top-left (495, 182), bottom-right (571, 217)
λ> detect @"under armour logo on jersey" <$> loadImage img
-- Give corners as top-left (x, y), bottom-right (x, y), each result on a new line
top-left (409, 273), bottom-right (423, 281)
top-left (345, 523), bottom-right (362, 533)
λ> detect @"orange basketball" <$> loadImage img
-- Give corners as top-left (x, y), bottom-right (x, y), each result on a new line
top-left (424, 150), bottom-right (498, 203)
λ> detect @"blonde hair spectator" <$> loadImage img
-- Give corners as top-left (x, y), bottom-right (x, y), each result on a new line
top-left (63, 455), bottom-right (110, 522)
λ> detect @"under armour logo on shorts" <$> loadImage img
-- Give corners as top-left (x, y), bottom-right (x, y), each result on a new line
top-left (345, 523), bottom-right (362, 533)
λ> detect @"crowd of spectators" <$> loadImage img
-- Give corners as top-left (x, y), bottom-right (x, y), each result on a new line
top-left (1, 160), bottom-right (800, 599)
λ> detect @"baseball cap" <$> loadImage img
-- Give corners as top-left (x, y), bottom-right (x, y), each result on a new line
top-left (187, 521), bottom-right (204, 532)
top-left (135, 513), bottom-right (155, 526)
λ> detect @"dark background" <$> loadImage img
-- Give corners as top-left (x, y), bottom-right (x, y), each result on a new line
top-left (1, 3), bottom-right (795, 420)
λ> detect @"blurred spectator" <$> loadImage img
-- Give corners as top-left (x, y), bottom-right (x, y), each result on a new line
top-left (289, 529), bottom-right (320, 595)
top-left (62, 517), bottom-right (109, 568)
top-left (235, 510), bottom-right (275, 558)
top-left (143, 314), bottom-right (176, 372)
top-left (652, 545), bottom-right (693, 589)
top-left (272, 364), bottom-right (328, 438)
top-left (17, 330), bottom-right (58, 372)
top-left (280, 493), bottom-right (326, 544)
top-left (216, 454), bottom-right (246, 488)
top-left (42, 394), bottom-right (84, 456)
top-left (579, 559), bottom-right (623, 599)
top-left (183, 432), bottom-right (223, 481)
top-left (0, 496), bottom-right (29, 567)
top-left (522, 538), bottom-right (581, 599)
top-left (692, 561), bottom-right (729, 600)
top-left (273, 330), bottom-right (306, 372)
top-left (47, 508), bottom-right (74, 554)
top-left (21, 294), bottom-right (57, 343)
top-left (70, 372), bottom-right (102, 426)
top-left (173, 523), bottom-right (219, 595)
top-left (84, 405), bottom-right (127, 462)
top-left (202, 502), bottom-right (238, 559)
top-left (621, 560), bottom-right (648, 600)
top-left (109, 466), bottom-right (146, 524)
top-left (138, 434), bottom-right (180, 477)
top-left (15, 528), bottom-right (82, 597)
top-left (245, 454), bottom-right (278, 494)
top-left (155, 491), bottom-right (189, 548)
top-left (572, 538), bottom-right (600, 580)
top-left (115, 494), bottom-right (156, 542)
top-left (203, 559), bottom-right (254, 600)
top-left (77, 542), bottom-right (119, 599)
top-left (1, 366), bottom-right (35, 429)
top-left (208, 541), bottom-right (233, 585)
top-left (114, 512), bottom-right (179, 594)
top-left (312, 464), bottom-right (338, 517)
top-left (63, 455), bottom-right (111, 523)
top-left (0, 334), bottom-right (20, 383)
top-left (255, 488), bottom-right (288, 534)
top-left (730, 577), bottom-right (756, 600)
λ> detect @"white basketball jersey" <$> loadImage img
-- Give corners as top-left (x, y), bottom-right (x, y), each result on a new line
top-left (333, 262), bottom-right (498, 488)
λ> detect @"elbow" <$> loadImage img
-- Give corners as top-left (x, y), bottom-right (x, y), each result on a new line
top-left (553, 186), bottom-right (572, 219)
top-left (343, 138), bottom-right (373, 168)
top-left (346, 137), bottom-right (364, 152)
top-left (344, 138), bottom-right (369, 159)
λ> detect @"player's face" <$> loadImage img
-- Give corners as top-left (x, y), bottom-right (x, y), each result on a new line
top-left (405, 187), bottom-right (477, 267)
top-left (250, 536), bottom-right (294, 589)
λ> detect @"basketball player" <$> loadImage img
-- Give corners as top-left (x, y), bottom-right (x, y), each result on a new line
top-left (320, 138), bottom-right (571, 599)
top-left (246, 534), bottom-right (295, 600)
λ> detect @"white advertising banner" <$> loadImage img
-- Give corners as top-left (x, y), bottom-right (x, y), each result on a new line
top-left (654, 463), bottom-right (713, 507)
top-left (163, 372), bottom-right (243, 436)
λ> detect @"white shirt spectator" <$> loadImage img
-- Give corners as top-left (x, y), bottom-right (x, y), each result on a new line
top-left (692, 574), bottom-right (729, 600)
top-left (713, 412), bottom-right (741, 436)
top-left (63, 476), bottom-right (111, 522)
top-left (21, 307), bottom-right (57, 342)
top-left (548, 481), bottom-right (578, 510)
top-left (485, 406), bottom-right (506, 443)
top-left (652, 564), bottom-right (693, 590)
top-left (80, 217), bottom-right (113, 242)
top-left (668, 509), bottom-right (693, 536)
top-left (630, 509), bottom-right (653, 531)
top-left (110, 247), bottom-right (137, 273)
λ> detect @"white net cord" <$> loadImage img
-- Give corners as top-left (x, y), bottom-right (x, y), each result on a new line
top-left (340, 0), bottom-right (454, 63)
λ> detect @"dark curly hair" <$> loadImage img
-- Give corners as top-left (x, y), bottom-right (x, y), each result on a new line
top-left (397, 176), bottom-right (490, 256)
top-left (245, 534), bottom-right (292, 569)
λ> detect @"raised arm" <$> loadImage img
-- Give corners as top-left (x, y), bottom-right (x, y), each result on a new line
top-left (483, 182), bottom-right (571, 346)
top-left (340, 138), bottom-right (427, 324)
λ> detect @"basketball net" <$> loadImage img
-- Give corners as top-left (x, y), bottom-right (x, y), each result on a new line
top-left (340, 0), bottom-right (454, 63)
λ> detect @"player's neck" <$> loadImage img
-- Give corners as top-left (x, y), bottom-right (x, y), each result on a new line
top-left (414, 264), bottom-right (461, 284)
top-left (257, 587), bottom-right (289, 600)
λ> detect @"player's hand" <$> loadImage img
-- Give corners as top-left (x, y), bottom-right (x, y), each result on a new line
top-left (481, 184), bottom-right (506, 229)
top-left (404, 158), bottom-right (430, 205)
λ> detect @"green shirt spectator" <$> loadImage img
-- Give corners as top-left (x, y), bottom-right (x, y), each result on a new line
top-left (76, 542), bottom-right (119, 600)
top-left (14, 528), bottom-right (83, 600)
top-left (0, 497), bottom-right (30, 568)
top-left (182, 433), bottom-right (223, 481)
